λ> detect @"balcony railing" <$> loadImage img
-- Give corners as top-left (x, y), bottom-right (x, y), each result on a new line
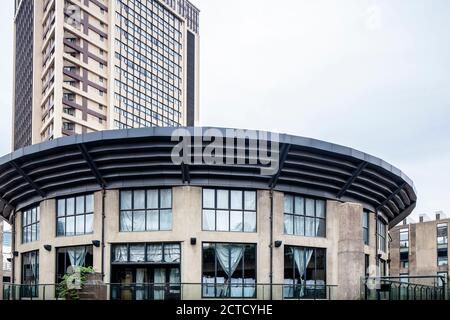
top-left (361, 276), bottom-right (449, 300)
top-left (2, 283), bottom-right (338, 301)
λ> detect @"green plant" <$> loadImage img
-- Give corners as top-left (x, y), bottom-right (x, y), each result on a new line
top-left (57, 266), bottom-right (95, 300)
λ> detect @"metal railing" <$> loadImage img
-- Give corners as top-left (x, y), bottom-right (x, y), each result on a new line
top-left (2, 283), bottom-right (338, 301)
top-left (362, 276), bottom-right (448, 300)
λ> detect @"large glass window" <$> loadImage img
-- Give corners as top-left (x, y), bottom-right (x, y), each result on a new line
top-left (57, 194), bottom-right (94, 236)
top-left (377, 217), bottom-right (387, 253)
top-left (202, 243), bottom-right (256, 298)
top-left (437, 223), bottom-right (448, 266)
top-left (120, 189), bottom-right (172, 232)
top-left (284, 246), bottom-right (326, 299)
top-left (112, 243), bottom-right (181, 264)
top-left (110, 243), bottom-right (181, 300)
top-left (363, 210), bottom-right (370, 245)
top-left (56, 246), bottom-right (93, 284)
top-left (202, 189), bottom-right (256, 233)
top-left (399, 228), bottom-right (409, 269)
top-left (22, 206), bottom-right (40, 243)
top-left (21, 251), bottom-right (39, 298)
top-left (284, 195), bottom-right (326, 237)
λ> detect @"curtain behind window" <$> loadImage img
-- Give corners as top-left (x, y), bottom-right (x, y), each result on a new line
top-left (292, 247), bottom-right (313, 297)
top-left (215, 245), bottom-right (244, 297)
top-left (68, 247), bottom-right (87, 269)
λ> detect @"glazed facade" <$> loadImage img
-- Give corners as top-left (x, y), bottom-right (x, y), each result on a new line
top-left (12, 0), bottom-right (200, 149)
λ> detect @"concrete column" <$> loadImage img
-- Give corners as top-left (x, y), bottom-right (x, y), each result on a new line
top-left (336, 202), bottom-right (364, 300)
top-left (173, 186), bottom-right (202, 299)
top-left (39, 199), bottom-right (57, 299)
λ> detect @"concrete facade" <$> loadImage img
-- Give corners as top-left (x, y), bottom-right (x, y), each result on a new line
top-left (10, 186), bottom-right (386, 300)
top-left (390, 215), bottom-right (449, 286)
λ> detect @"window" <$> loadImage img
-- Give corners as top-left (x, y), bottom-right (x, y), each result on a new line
top-left (437, 223), bottom-right (448, 266)
top-left (62, 122), bottom-right (75, 131)
top-left (284, 246), bottom-right (326, 299)
top-left (365, 254), bottom-right (370, 278)
top-left (56, 246), bottom-right (93, 284)
top-left (21, 251), bottom-right (39, 298)
top-left (22, 206), bottom-right (40, 243)
top-left (57, 194), bottom-right (94, 237)
top-left (363, 210), bottom-right (370, 245)
top-left (202, 189), bottom-right (256, 233)
top-left (112, 243), bottom-right (181, 263)
top-left (120, 189), bottom-right (172, 232)
top-left (202, 243), bottom-right (256, 298)
top-left (284, 195), bottom-right (326, 237)
top-left (399, 228), bottom-right (409, 269)
top-left (377, 217), bottom-right (387, 253)
top-left (437, 272), bottom-right (448, 287)
top-left (377, 258), bottom-right (387, 277)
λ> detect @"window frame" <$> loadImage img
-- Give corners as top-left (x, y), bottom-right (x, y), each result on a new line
top-left (56, 194), bottom-right (94, 237)
top-left (21, 250), bottom-right (39, 298)
top-left (111, 242), bottom-right (181, 265)
top-left (201, 242), bottom-right (257, 299)
top-left (22, 206), bottom-right (40, 244)
top-left (283, 245), bottom-right (327, 299)
top-left (55, 245), bottom-right (94, 284)
top-left (363, 210), bottom-right (370, 245)
top-left (201, 189), bottom-right (257, 233)
top-left (377, 217), bottom-right (387, 253)
top-left (437, 223), bottom-right (448, 266)
top-left (119, 189), bottom-right (173, 232)
top-left (283, 194), bottom-right (327, 238)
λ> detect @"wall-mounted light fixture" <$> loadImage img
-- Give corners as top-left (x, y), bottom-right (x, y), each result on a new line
top-left (92, 240), bottom-right (101, 247)
top-left (190, 238), bottom-right (197, 245)
top-left (274, 241), bottom-right (283, 248)
top-left (12, 251), bottom-right (19, 257)
top-left (44, 245), bottom-right (52, 252)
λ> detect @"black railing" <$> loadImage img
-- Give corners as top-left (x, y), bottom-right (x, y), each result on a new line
top-left (2, 283), bottom-right (338, 300)
top-left (362, 276), bottom-right (448, 300)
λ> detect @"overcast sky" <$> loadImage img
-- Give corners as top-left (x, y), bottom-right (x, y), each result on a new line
top-left (1, 0), bottom-right (449, 221)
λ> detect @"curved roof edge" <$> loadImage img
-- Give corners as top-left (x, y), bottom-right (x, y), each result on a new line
top-left (0, 127), bottom-right (417, 228)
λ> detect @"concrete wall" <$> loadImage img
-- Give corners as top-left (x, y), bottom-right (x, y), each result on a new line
top-left (12, 186), bottom-right (382, 300)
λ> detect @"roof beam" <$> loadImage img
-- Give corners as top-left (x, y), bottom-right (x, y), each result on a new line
top-left (78, 143), bottom-right (107, 189)
top-left (376, 183), bottom-right (407, 212)
top-left (181, 162), bottom-right (191, 184)
top-left (10, 160), bottom-right (46, 198)
top-left (337, 161), bottom-right (368, 199)
top-left (269, 144), bottom-right (291, 189)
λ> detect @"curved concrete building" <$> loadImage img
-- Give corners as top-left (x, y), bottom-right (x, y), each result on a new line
top-left (0, 127), bottom-right (416, 300)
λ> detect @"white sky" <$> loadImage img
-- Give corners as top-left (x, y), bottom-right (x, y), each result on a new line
top-left (1, 0), bottom-right (450, 221)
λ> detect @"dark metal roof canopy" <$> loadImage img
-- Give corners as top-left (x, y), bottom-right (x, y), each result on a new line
top-left (0, 127), bottom-right (417, 228)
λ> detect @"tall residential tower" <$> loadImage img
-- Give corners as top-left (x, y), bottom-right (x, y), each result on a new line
top-left (12, 0), bottom-right (200, 150)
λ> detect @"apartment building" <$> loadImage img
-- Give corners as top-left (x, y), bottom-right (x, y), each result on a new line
top-left (12, 0), bottom-right (200, 150)
top-left (390, 212), bottom-right (449, 286)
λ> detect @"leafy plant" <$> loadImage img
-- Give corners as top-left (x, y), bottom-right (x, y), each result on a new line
top-left (57, 266), bottom-right (95, 300)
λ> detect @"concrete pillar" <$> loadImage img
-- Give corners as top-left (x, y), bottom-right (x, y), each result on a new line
top-left (174, 186), bottom-right (202, 300)
top-left (336, 202), bottom-right (365, 300)
top-left (39, 199), bottom-right (57, 299)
